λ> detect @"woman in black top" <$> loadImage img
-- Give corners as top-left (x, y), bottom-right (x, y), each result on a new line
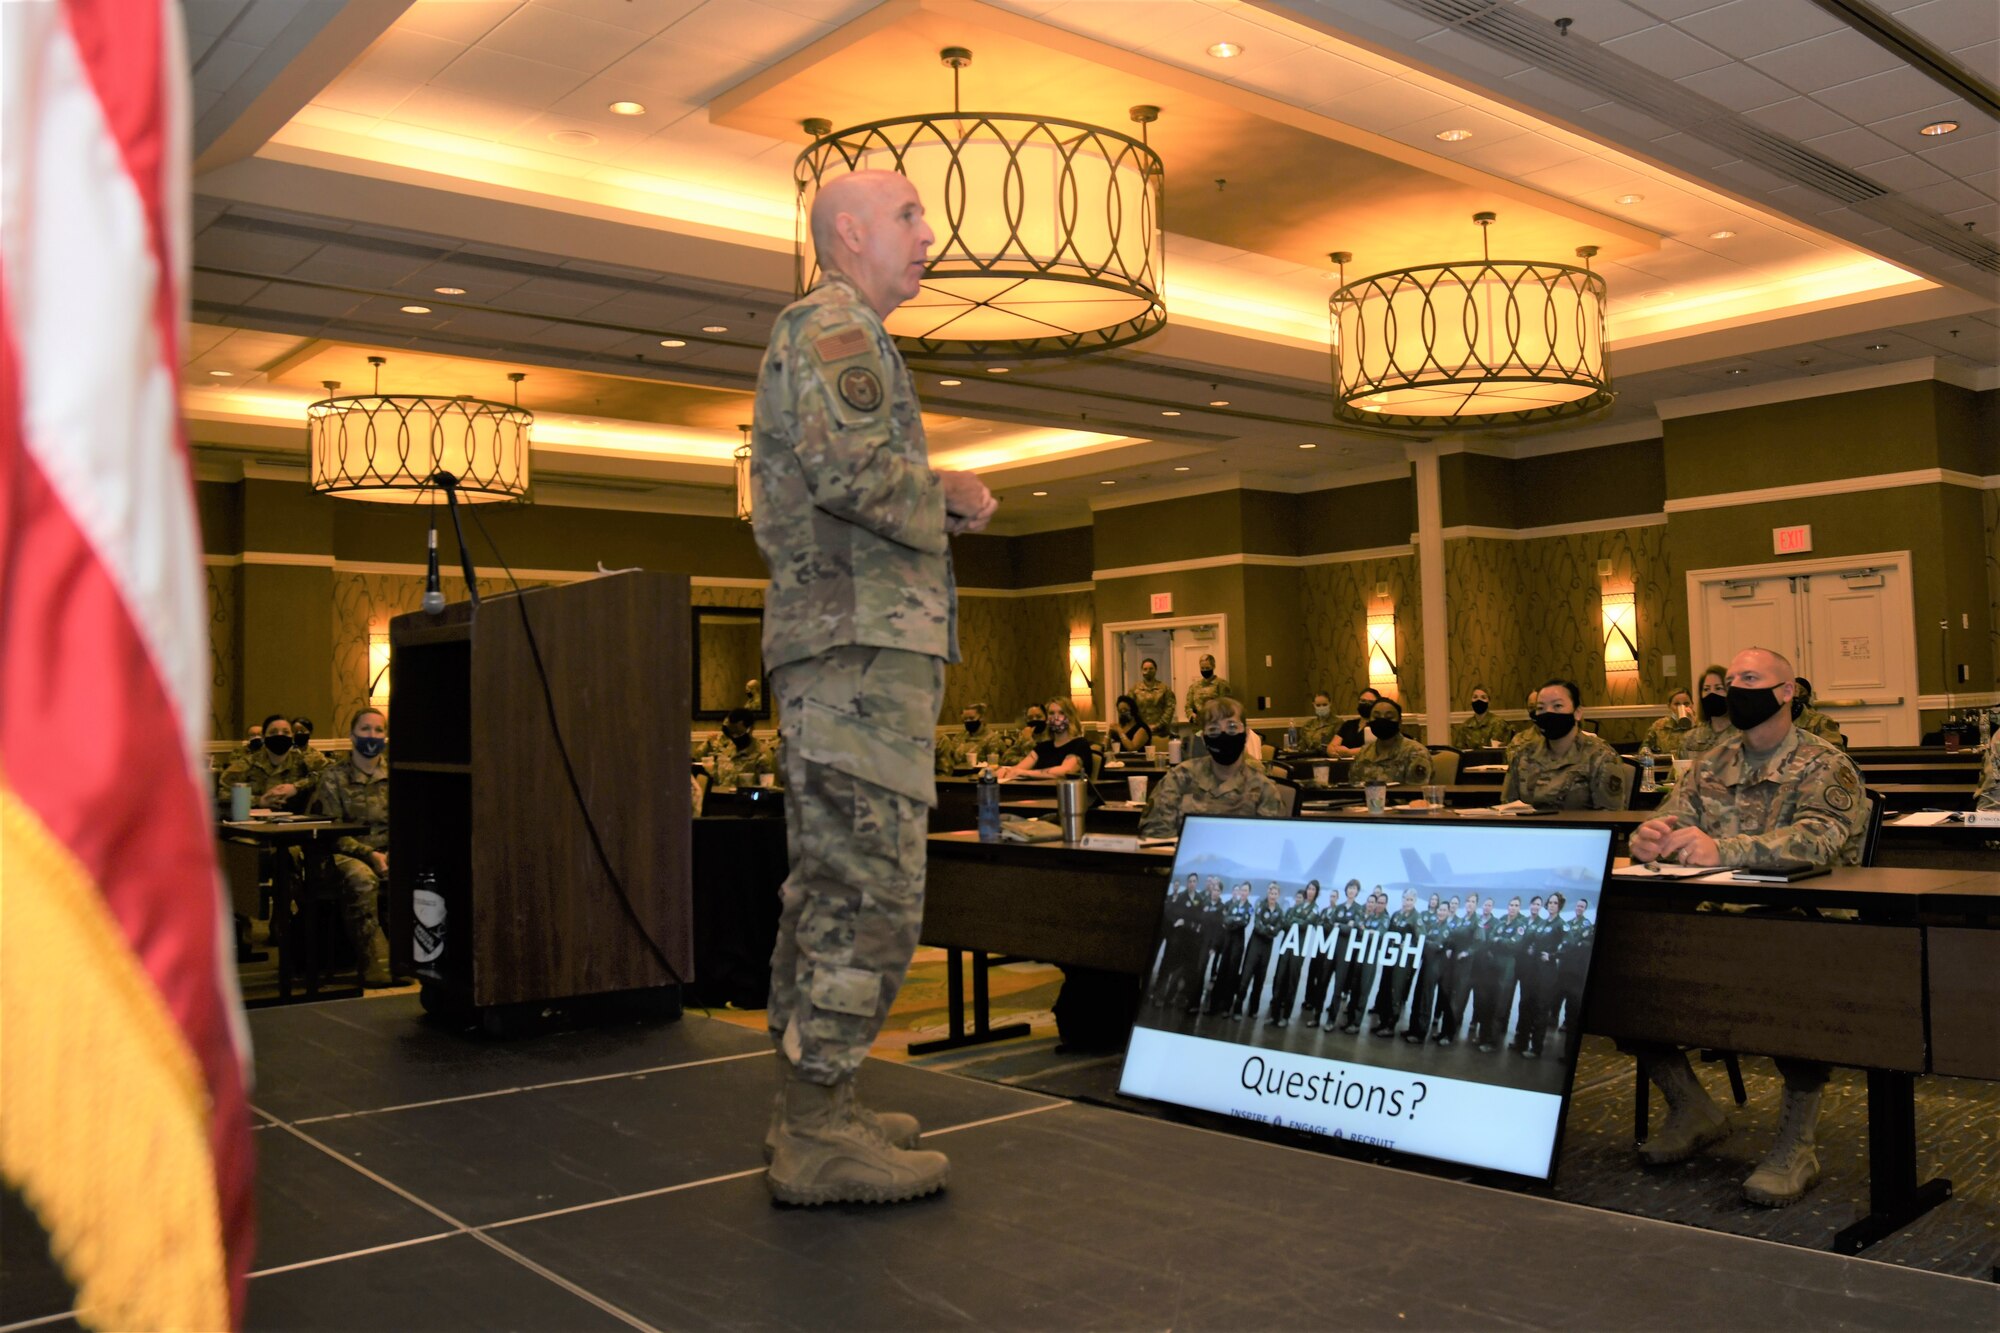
top-left (1108, 693), bottom-right (1151, 752)
top-left (998, 696), bottom-right (1093, 780)
top-left (1330, 688), bottom-right (1382, 754)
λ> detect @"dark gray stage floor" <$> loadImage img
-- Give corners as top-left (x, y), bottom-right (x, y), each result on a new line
top-left (4, 995), bottom-right (1996, 1331)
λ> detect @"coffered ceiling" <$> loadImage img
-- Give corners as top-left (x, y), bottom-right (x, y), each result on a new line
top-left (184, 0), bottom-right (1997, 531)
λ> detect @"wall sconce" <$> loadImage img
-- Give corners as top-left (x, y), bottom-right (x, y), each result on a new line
top-left (368, 629), bottom-right (391, 707)
top-left (1068, 635), bottom-right (1093, 696)
top-left (1602, 589), bottom-right (1638, 674)
top-left (734, 423), bottom-right (754, 523)
top-left (1366, 610), bottom-right (1398, 693)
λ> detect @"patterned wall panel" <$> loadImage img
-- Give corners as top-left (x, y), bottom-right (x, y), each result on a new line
top-left (943, 591), bottom-right (1095, 726)
top-left (1299, 555), bottom-right (1424, 723)
top-left (207, 563), bottom-right (238, 740)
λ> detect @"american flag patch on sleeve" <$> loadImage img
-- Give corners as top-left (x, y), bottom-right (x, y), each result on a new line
top-left (813, 326), bottom-right (871, 363)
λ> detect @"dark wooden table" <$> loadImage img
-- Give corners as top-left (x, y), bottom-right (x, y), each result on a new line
top-left (923, 833), bottom-right (1996, 1254)
top-left (1851, 761), bottom-right (1985, 784)
top-left (1870, 783), bottom-right (1979, 811)
top-left (218, 818), bottom-right (368, 1006)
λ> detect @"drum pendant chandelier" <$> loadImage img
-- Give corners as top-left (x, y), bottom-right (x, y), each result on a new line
top-left (794, 47), bottom-right (1166, 360)
top-left (307, 357), bottom-right (531, 502)
top-left (1328, 212), bottom-right (1613, 430)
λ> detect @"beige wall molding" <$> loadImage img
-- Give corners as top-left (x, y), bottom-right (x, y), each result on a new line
top-left (1917, 691), bottom-right (2000, 711)
top-left (1094, 544), bottom-right (1417, 581)
top-left (1664, 468), bottom-right (1998, 514)
top-left (1439, 513), bottom-right (1669, 541)
top-left (1088, 463), bottom-right (1412, 512)
top-left (1656, 357), bottom-right (1993, 421)
top-left (208, 550), bottom-right (336, 568)
top-left (958, 581), bottom-right (1095, 599)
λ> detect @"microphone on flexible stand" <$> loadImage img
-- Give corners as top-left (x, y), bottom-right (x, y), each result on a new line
top-left (421, 508), bottom-right (445, 614)
top-left (431, 470), bottom-right (480, 609)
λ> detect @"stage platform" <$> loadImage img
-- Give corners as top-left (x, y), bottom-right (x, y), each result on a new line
top-left (4, 995), bottom-right (1995, 1331)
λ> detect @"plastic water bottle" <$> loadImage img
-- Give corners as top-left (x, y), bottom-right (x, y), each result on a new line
top-left (1285, 725), bottom-right (1300, 751)
top-left (976, 770), bottom-right (1001, 843)
top-left (412, 871), bottom-right (446, 972)
top-left (1638, 745), bottom-right (1656, 792)
top-left (1167, 737), bottom-right (1183, 765)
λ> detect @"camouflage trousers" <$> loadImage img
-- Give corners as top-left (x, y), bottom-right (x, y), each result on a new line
top-left (331, 854), bottom-right (384, 948)
top-left (767, 644), bottom-right (943, 1084)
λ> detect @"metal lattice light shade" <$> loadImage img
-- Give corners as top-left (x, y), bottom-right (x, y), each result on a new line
top-left (795, 48), bottom-right (1165, 360)
top-left (308, 357), bottom-right (531, 503)
top-left (1329, 213), bottom-right (1612, 430)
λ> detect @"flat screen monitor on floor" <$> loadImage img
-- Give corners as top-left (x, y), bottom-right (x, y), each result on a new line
top-left (1117, 815), bottom-right (1615, 1182)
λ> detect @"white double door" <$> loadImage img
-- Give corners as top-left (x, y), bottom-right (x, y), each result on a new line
top-left (1689, 552), bottom-right (1917, 745)
top-left (1109, 618), bottom-right (1227, 722)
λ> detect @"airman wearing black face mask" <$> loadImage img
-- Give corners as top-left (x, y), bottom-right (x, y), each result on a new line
top-left (1329, 689), bottom-right (1381, 755)
top-left (218, 712), bottom-right (319, 808)
top-left (999, 705), bottom-right (1048, 766)
top-left (1137, 698), bottom-right (1290, 839)
top-left (1790, 677), bottom-right (1844, 746)
top-left (1452, 685), bottom-right (1510, 750)
top-left (1502, 679), bottom-right (1626, 810)
top-left (1681, 664), bottom-right (1734, 758)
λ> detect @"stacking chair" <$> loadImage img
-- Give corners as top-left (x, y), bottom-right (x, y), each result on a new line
top-left (1428, 748), bottom-right (1460, 785)
top-left (1615, 756), bottom-right (1642, 809)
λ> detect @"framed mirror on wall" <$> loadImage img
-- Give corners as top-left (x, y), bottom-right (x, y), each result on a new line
top-left (692, 607), bottom-right (769, 721)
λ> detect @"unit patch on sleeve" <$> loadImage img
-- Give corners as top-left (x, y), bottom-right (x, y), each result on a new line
top-left (837, 365), bottom-right (883, 412)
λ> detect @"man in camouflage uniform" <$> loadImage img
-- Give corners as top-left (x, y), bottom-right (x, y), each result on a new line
top-left (751, 169), bottom-right (997, 1206)
top-left (1644, 689), bottom-right (1696, 756)
top-left (1139, 697), bottom-right (1291, 838)
top-left (1348, 698), bottom-right (1434, 787)
top-left (309, 707), bottom-right (393, 987)
top-left (1297, 691), bottom-right (1339, 755)
top-left (1790, 677), bottom-right (1844, 746)
top-left (1978, 734), bottom-right (1998, 811)
top-left (1627, 647), bottom-right (1868, 1208)
top-left (292, 716), bottom-right (332, 780)
top-left (933, 701), bottom-right (1007, 775)
top-left (1183, 653), bottom-right (1230, 725)
top-left (1503, 680), bottom-right (1628, 810)
top-left (997, 702), bottom-right (1047, 767)
top-left (1450, 686), bottom-right (1511, 750)
top-left (1130, 658), bottom-right (1176, 737)
top-left (705, 709), bottom-right (778, 789)
top-left (215, 722), bottom-right (263, 784)
top-left (1508, 689), bottom-right (1541, 751)
top-left (218, 713), bottom-right (317, 809)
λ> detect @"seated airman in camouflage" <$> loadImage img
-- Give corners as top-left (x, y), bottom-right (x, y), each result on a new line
top-left (1296, 691), bottom-right (1339, 754)
top-left (309, 708), bottom-right (393, 987)
top-left (1679, 664), bottom-right (1735, 759)
top-left (217, 712), bottom-right (318, 809)
top-left (1627, 647), bottom-right (1869, 1209)
top-left (998, 702), bottom-right (1048, 766)
top-left (934, 700), bottom-right (1007, 774)
top-left (1347, 697), bottom-right (1434, 787)
top-left (1644, 689), bottom-right (1696, 756)
top-left (1978, 733), bottom-right (1997, 811)
top-left (1450, 685), bottom-right (1511, 750)
top-left (291, 715), bottom-right (332, 778)
top-left (1503, 679), bottom-right (1627, 810)
top-left (1790, 677), bottom-right (1844, 746)
top-left (706, 708), bottom-right (777, 789)
top-left (1139, 697), bottom-right (1291, 839)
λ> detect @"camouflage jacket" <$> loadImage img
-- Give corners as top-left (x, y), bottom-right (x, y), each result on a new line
top-left (1184, 674), bottom-right (1231, 721)
top-left (934, 725), bottom-right (1008, 774)
top-left (1451, 711), bottom-right (1512, 750)
top-left (1139, 755), bottom-right (1291, 838)
top-left (1130, 680), bottom-right (1176, 733)
top-left (1644, 713), bottom-right (1695, 756)
top-left (218, 746), bottom-right (318, 803)
top-left (1976, 736), bottom-right (1997, 811)
top-left (1679, 719), bottom-right (1733, 759)
top-left (1653, 727), bottom-right (1866, 867)
top-left (1507, 723), bottom-right (1538, 753)
top-left (707, 736), bottom-right (777, 789)
top-left (1503, 730), bottom-right (1627, 810)
top-left (310, 756), bottom-right (388, 858)
top-left (750, 274), bottom-right (956, 671)
top-left (999, 725), bottom-right (1044, 766)
top-left (1296, 716), bottom-right (1338, 754)
top-left (1348, 735), bottom-right (1434, 786)
top-left (1795, 707), bottom-right (1844, 745)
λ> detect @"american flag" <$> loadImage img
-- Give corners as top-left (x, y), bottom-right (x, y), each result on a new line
top-left (1, 1), bottom-right (255, 1326)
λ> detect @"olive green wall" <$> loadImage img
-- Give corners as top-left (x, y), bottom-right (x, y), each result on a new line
top-left (1664, 381), bottom-right (1949, 496)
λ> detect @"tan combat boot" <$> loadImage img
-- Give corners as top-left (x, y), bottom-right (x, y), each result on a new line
top-left (347, 911), bottom-right (394, 988)
top-left (766, 1077), bottom-right (948, 1206)
top-left (1742, 1085), bottom-right (1822, 1206)
top-left (763, 1060), bottom-right (919, 1164)
top-left (1636, 1051), bottom-right (1731, 1165)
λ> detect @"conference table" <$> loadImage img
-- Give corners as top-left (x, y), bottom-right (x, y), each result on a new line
top-left (921, 828), bottom-right (1999, 1254)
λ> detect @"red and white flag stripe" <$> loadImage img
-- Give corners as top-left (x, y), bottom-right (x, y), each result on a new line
top-left (2, 1), bottom-right (254, 1326)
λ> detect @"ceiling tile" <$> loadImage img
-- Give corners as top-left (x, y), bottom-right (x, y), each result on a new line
top-left (504, 111), bottom-right (652, 161)
top-left (1900, 179), bottom-right (1996, 213)
top-left (1914, 125), bottom-right (2000, 174)
top-left (658, 0), bottom-right (830, 65)
top-left (754, 0), bottom-right (886, 20)
top-left (398, 1), bottom-right (524, 46)
top-left (184, 0), bottom-right (252, 41)
top-left (231, 0), bottom-right (319, 47)
top-left (430, 46), bottom-right (591, 108)
top-left (314, 67), bottom-right (413, 119)
top-left (1311, 75), bottom-right (1459, 130)
top-left (1742, 96), bottom-right (1850, 140)
top-left (1748, 30), bottom-right (1903, 94)
top-left (1800, 125), bottom-right (1904, 169)
top-left (1813, 67), bottom-right (1967, 123)
top-left (546, 77), bottom-right (697, 130)
top-left (1043, 0), bottom-right (1207, 51)
top-left (1647, 131), bottom-right (1739, 171)
top-left (1671, 0), bottom-right (1845, 58)
top-left (1500, 65), bottom-right (1612, 112)
top-left (479, 5), bottom-right (642, 74)
top-left (529, 0), bottom-right (703, 33)
top-left (1892, 0), bottom-right (2000, 54)
top-left (1600, 23), bottom-right (1732, 78)
top-left (1956, 39), bottom-right (1998, 86)
top-left (1508, 0), bottom-right (1660, 42)
top-left (1582, 100), bottom-right (1680, 142)
top-left (192, 37), bottom-right (264, 93)
top-left (352, 28), bottom-right (465, 85)
top-left (1629, 0), bottom-right (1742, 18)
top-left (1413, 27), bottom-right (1535, 80)
top-left (1135, 9), bottom-right (1307, 79)
top-left (1247, 47), bottom-right (1390, 106)
top-left (600, 36), bottom-right (744, 104)
top-left (1457, 131), bottom-right (1586, 178)
top-left (388, 85), bottom-right (540, 139)
top-left (1673, 60), bottom-right (1794, 112)
top-left (1863, 154), bottom-right (1955, 192)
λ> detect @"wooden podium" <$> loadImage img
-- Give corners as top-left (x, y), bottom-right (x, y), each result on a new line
top-left (388, 572), bottom-right (693, 1027)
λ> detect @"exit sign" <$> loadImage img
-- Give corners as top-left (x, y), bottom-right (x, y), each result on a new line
top-left (1150, 592), bottom-right (1173, 615)
top-left (1773, 524), bottom-right (1813, 555)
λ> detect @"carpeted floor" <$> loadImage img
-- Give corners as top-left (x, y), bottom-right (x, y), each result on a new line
top-left (713, 949), bottom-right (2000, 1283)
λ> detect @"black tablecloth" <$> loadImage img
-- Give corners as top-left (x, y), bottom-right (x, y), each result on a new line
top-left (690, 815), bottom-right (787, 1008)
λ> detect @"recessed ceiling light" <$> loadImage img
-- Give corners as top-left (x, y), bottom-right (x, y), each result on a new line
top-left (1207, 41), bottom-right (1242, 58)
top-left (985, 366), bottom-right (1009, 374)
top-left (1866, 343), bottom-right (1888, 350)
top-left (1435, 128), bottom-right (1472, 142)
top-left (937, 378), bottom-right (962, 386)
top-left (549, 129), bottom-right (598, 147)
top-left (608, 100), bottom-right (646, 116)
top-left (1615, 193), bottom-right (1644, 205)
top-left (1708, 230), bottom-right (1735, 240)
top-left (1100, 479), bottom-right (1116, 485)
top-left (207, 369), bottom-right (233, 377)
top-left (400, 304), bottom-right (431, 314)
top-left (659, 338), bottom-right (685, 348)
top-left (1207, 398), bottom-right (1230, 406)
top-left (1161, 409), bottom-right (1182, 416)
top-left (1727, 367), bottom-right (1749, 375)
top-left (1298, 442), bottom-right (1317, 449)
top-left (702, 324), bottom-right (728, 333)
top-left (432, 285), bottom-right (466, 295)
top-left (1174, 466), bottom-right (1191, 471)
top-left (1032, 490), bottom-right (1048, 496)
top-left (1919, 120), bottom-right (1959, 136)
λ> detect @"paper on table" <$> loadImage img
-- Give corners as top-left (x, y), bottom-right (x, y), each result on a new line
top-left (1464, 764), bottom-right (1509, 773)
top-left (1614, 863), bottom-right (1728, 879)
top-left (1889, 810), bottom-right (1956, 826)
top-left (1458, 800), bottom-right (1541, 817)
